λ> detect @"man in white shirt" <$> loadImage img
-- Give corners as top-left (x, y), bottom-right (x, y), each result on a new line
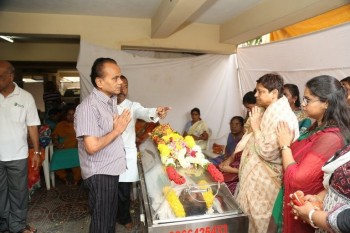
top-left (116, 75), bottom-right (170, 230)
top-left (0, 60), bottom-right (41, 233)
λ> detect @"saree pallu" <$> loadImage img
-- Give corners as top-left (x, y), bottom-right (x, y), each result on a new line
top-left (267, 187), bottom-right (284, 233)
top-left (222, 151), bottom-right (242, 195)
top-left (283, 128), bottom-right (344, 233)
top-left (187, 120), bottom-right (209, 150)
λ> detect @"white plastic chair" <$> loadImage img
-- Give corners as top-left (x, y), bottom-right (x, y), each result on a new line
top-left (42, 144), bottom-right (51, 190)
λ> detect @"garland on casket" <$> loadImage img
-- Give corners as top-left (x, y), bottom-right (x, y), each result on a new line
top-left (150, 124), bottom-right (224, 185)
top-left (163, 180), bottom-right (215, 217)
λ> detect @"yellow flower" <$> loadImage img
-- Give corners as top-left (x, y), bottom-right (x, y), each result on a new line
top-left (175, 143), bottom-right (182, 150)
top-left (198, 180), bottom-right (214, 208)
top-left (172, 133), bottom-right (183, 140)
top-left (184, 136), bottom-right (196, 148)
top-left (163, 186), bottom-right (186, 217)
top-left (158, 144), bottom-right (170, 156)
top-left (162, 135), bottom-right (171, 143)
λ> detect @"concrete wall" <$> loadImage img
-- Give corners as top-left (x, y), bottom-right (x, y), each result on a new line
top-left (0, 11), bottom-right (236, 63)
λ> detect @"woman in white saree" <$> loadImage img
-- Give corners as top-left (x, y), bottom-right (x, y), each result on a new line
top-left (183, 108), bottom-right (209, 150)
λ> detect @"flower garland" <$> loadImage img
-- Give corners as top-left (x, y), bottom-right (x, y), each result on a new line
top-left (206, 163), bottom-right (224, 183)
top-left (150, 124), bottom-right (224, 184)
top-left (163, 180), bottom-right (215, 217)
top-left (166, 166), bottom-right (185, 185)
top-left (163, 186), bottom-right (186, 217)
top-left (198, 180), bottom-right (214, 209)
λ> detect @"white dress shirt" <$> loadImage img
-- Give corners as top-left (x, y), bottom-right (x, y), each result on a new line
top-left (117, 99), bottom-right (159, 182)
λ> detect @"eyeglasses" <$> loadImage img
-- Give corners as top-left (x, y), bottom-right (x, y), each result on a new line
top-left (302, 97), bottom-right (320, 105)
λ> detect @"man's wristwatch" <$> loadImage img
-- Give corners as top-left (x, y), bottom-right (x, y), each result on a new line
top-left (34, 151), bottom-right (42, 156)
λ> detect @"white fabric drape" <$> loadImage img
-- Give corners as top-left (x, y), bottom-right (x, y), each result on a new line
top-left (237, 22), bottom-right (350, 96)
top-left (77, 23), bottom-right (350, 150)
top-left (77, 40), bottom-right (241, 147)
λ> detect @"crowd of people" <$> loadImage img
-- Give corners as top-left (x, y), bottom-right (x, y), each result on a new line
top-left (1, 57), bottom-right (350, 233)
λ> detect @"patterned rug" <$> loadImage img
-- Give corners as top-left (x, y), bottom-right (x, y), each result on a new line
top-left (25, 180), bottom-right (141, 233)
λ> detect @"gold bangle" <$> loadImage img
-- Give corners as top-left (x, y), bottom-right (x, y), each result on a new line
top-left (34, 151), bottom-right (42, 156)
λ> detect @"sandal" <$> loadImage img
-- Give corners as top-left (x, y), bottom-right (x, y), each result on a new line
top-left (16, 225), bottom-right (37, 233)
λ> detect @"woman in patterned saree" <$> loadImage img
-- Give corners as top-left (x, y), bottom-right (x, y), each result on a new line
top-left (236, 73), bottom-right (299, 233)
top-left (277, 75), bottom-right (350, 233)
top-left (291, 143), bottom-right (350, 233)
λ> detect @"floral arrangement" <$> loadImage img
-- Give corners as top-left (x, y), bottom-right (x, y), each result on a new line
top-left (198, 180), bottom-right (214, 209)
top-left (163, 180), bottom-right (214, 218)
top-left (163, 186), bottom-right (186, 217)
top-left (150, 124), bottom-right (223, 184)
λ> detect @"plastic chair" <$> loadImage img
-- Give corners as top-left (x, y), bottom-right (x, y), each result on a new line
top-left (42, 145), bottom-right (51, 190)
top-left (49, 144), bottom-right (80, 188)
top-left (36, 124), bottom-right (52, 190)
top-left (203, 128), bottom-right (211, 150)
top-left (28, 147), bottom-right (51, 190)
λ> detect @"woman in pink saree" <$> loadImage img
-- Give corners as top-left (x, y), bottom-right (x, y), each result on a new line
top-left (277, 75), bottom-right (350, 233)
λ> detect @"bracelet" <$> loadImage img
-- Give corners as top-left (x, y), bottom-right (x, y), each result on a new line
top-left (308, 209), bottom-right (319, 228)
top-left (280, 145), bottom-right (291, 151)
top-left (34, 151), bottom-right (42, 156)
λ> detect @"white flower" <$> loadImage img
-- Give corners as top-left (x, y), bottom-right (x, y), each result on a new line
top-left (177, 149), bottom-right (191, 168)
top-left (165, 158), bottom-right (176, 167)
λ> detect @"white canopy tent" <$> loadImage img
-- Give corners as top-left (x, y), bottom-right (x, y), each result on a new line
top-left (77, 41), bottom-right (241, 146)
top-left (237, 22), bottom-right (350, 96)
top-left (77, 22), bottom-right (350, 148)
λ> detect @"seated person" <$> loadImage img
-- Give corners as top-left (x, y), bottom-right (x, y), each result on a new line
top-left (216, 117), bottom-right (244, 195)
top-left (218, 151), bottom-right (242, 196)
top-left (225, 116), bottom-right (244, 156)
top-left (44, 108), bottom-right (61, 132)
top-left (183, 108), bottom-right (209, 150)
top-left (52, 107), bottom-right (81, 185)
top-left (209, 116), bottom-right (244, 165)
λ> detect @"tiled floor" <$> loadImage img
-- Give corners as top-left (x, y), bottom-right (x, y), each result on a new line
top-left (24, 178), bottom-right (141, 233)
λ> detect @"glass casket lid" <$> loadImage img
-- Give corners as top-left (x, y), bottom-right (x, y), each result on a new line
top-left (139, 139), bottom-right (243, 224)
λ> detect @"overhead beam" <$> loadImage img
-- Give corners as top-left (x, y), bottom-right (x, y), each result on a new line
top-left (151, 0), bottom-right (208, 38)
top-left (220, 0), bottom-right (349, 44)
